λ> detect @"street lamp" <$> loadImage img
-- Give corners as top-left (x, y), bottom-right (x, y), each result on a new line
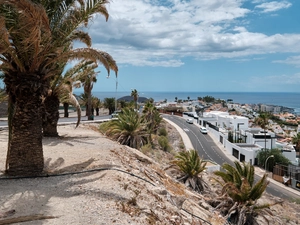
top-left (107, 75), bottom-right (118, 112)
top-left (265, 155), bottom-right (274, 172)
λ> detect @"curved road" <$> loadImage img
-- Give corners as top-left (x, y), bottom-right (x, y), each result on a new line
top-left (163, 114), bottom-right (300, 201)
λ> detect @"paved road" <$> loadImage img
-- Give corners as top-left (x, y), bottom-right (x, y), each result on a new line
top-left (0, 114), bottom-right (111, 128)
top-left (163, 114), bottom-right (300, 201)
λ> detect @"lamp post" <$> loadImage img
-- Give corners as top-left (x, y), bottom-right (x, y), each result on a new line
top-left (107, 75), bottom-right (118, 112)
top-left (265, 155), bottom-right (274, 173)
top-left (115, 76), bottom-right (118, 111)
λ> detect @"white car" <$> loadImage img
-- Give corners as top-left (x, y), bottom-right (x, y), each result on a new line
top-left (186, 118), bottom-right (194, 124)
top-left (200, 127), bottom-right (207, 134)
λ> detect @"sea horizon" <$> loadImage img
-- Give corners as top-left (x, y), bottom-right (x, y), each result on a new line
top-left (75, 91), bottom-right (300, 113)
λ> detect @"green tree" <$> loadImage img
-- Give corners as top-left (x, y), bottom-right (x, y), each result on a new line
top-left (142, 101), bottom-right (162, 134)
top-left (292, 133), bottom-right (300, 152)
top-left (171, 150), bottom-right (208, 192)
top-left (131, 89), bottom-right (138, 110)
top-left (203, 95), bottom-right (215, 103)
top-left (213, 161), bottom-right (273, 224)
top-left (92, 97), bottom-right (102, 116)
top-left (103, 108), bottom-right (148, 149)
top-left (256, 148), bottom-right (290, 169)
top-left (39, 0), bottom-right (117, 135)
top-left (103, 97), bottom-right (116, 115)
top-left (0, 0), bottom-right (116, 175)
top-left (175, 97), bottom-right (178, 102)
top-left (255, 112), bottom-right (270, 166)
top-left (77, 61), bottom-right (99, 120)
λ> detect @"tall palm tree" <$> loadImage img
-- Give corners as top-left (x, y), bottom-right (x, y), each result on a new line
top-left (77, 61), bottom-right (99, 120)
top-left (255, 112), bottom-right (270, 166)
top-left (212, 161), bottom-right (272, 224)
top-left (92, 96), bottom-right (102, 116)
top-left (39, 0), bottom-right (117, 135)
top-left (131, 89), bottom-right (138, 110)
top-left (0, 0), bottom-right (116, 175)
top-left (171, 150), bottom-right (208, 192)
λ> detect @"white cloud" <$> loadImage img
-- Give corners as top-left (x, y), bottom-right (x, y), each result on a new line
top-left (86, 0), bottom-right (299, 67)
top-left (273, 55), bottom-right (300, 67)
top-left (255, 1), bottom-right (292, 13)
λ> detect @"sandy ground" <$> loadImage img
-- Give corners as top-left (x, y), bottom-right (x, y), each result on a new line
top-left (0, 124), bottom-right (300, 225)
top-left (0, 124), bottom-right (218, 225)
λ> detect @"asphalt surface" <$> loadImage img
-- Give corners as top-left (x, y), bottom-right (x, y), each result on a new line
top-left (163, 114), bottom-right (300, 201)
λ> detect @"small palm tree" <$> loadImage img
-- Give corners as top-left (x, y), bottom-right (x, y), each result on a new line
top-left (103, 97), bottom-right (116, 115)
top-left (171, 150), bottom-right (208, 193)
top-left (212, 161), bottom-right (274, 224)
top-left (104, 108), bottom-right (148, 149)
top-left (142, 101), bottom-right (162, 134)
top-left (131, 89), bottom-right (139, 110)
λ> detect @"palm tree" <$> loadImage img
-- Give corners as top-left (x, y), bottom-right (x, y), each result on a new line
top-left (77, 61), bottom-right (99, 120)
top-left (0, 0), bottom-right (116, 175)
top-left (92, 97), bottom-right (102, 116)
top-left (39, 0), bottom-right (117, 134)
top-left (131, 89), bottom-right (139, 110)
top-left (142, 101), bottom-right (162, 134)
top-left (103, 108), bottom-right (148, 149)
top-left (103, 97), bottom-right (116, 115)
top-left (292, 133), bottom-right (300, 153)
top-left (171, 150), bottom-right (208, 193)
top-left (255, 112), bottom-right (270, 166)
top-left (212, 161), bottom-right (273, 224)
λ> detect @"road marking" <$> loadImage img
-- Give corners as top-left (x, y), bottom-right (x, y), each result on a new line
top-left (183, 128), bottom-right (189, 132)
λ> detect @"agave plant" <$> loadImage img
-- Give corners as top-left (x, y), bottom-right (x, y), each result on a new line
top-left (212, 161), bottom-right (279, 225)
top-left (171, 150), bottom-right (208, 193)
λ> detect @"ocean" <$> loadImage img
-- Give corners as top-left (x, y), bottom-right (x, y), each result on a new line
top-left (85, 91), bottom-right (300, 114)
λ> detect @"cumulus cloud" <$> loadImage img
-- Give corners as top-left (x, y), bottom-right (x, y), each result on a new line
top-left (255, 1), bottom-right (292, 13)
top-left (86, 0), bottom-right (299, 67)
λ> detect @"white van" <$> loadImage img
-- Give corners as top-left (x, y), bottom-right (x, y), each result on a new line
top-left (200, 127), bottom-right (207, 134)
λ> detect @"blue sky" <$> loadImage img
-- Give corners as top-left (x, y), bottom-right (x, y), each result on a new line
top-left (78, 0), bottom-right (300, 93)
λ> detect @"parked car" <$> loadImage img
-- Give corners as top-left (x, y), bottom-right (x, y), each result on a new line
top-left (200, 127), bottom-right (207, 134)
top-left (186, 118), bottom-right (194, 124)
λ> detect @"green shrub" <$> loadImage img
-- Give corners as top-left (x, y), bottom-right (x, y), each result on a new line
top-left (158, 127), bottom-right (167, 136)
top-left (158, 136), bottom-right (171, 152)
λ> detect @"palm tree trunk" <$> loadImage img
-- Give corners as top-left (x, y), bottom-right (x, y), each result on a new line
top-left (43, 95), bottom-right (60, 137)
top-left (63, 102), bottom-right (69, 117)
top-left (6, 95), bottom-right (44, 176)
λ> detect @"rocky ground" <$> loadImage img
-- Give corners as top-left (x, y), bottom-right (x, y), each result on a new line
top-left (0, 120), bottom-right (299, 224)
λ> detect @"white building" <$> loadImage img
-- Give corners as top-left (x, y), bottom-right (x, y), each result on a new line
top-left (200, 112), bottom-right (296, 165)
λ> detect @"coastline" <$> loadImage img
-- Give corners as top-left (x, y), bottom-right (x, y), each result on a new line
top-left (78, 91), bottom-right (300, 114)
